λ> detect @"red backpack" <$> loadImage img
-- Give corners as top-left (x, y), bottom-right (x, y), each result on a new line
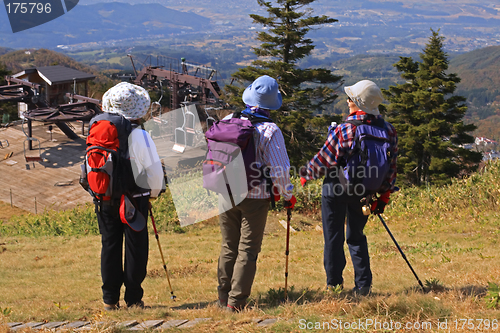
top-left (80, 113), bottom-right (139, 205)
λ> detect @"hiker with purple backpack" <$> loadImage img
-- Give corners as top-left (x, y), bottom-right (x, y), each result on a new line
top-left (208, 75), bottom-right (296, 312)
top-left (300, 80), bottom-right (398, 296)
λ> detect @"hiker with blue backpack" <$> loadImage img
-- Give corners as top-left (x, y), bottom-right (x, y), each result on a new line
top-left (300, 80), bottom-right (398, 296)
top-left (82, 82), bottom-right (164, 310)
top-left (205, 75), bottom-right (296, 312)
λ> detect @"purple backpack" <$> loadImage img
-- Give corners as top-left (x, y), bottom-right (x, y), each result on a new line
top-left (202, 112), bottom-right (272, 202)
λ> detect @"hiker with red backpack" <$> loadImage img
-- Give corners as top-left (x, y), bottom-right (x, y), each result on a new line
top-left (207, 75), bottom-right (296, 312)
top-left (300, 80), bottom-right (398, 296)
top-left (83, 82), bottom-right (164, 310)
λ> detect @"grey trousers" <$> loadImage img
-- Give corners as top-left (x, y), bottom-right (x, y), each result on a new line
top-left (217, 198), bottom-right (269, 308)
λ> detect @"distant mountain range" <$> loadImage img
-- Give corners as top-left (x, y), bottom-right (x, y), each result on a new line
top-left (0, 2), bottom-right (211, 48)
top-left (1, 0), bottom-right (500, 53)
top-left (1, 44), bottom-right (499, 138)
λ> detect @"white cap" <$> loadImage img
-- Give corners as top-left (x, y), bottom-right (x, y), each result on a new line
top-left (344, 80), bottom-right (384, 115)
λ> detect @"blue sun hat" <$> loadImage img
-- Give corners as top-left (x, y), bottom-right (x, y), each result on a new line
top-left (102, 82), bottom-right (151, 120)
top-left (242, 75), bottom-right (282, 110)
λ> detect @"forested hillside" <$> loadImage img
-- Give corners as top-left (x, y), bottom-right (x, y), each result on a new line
top-left (0, 49), bottom-right (104, 79)
top-left (449, 46), bottom-right (500, 139)
top-left (0, 47), bottom-right (13, 56)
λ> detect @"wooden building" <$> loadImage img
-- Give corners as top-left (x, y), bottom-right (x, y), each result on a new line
top-left (12, 65), bottom-right (96, 110)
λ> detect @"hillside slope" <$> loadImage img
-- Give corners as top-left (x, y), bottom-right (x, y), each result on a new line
top-left (449, 46), bottom-right (500, 138)
top-left (449, 45), bottom-right (500, 104)
top-left (0, 48), bottom-right (110, 83)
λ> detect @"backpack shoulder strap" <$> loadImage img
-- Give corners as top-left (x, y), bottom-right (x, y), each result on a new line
top-left (347, 117), bottom-right (387, 129)
top-left (249, 115), bottom-right (273, 125)
top-left (346, 119), bottom-right (363, 127)
top-left (232, 110), bottom-right (273, 125)
top-left (245, 112), bottom-right (274, 125)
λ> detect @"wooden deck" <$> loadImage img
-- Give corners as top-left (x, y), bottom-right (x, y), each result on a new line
top-left (0, 122), bottom-right (92, 214)
top-left (0, 121), bottom-right (208, 214)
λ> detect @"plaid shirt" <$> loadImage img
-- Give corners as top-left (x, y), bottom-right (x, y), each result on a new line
top-left (301, 112), bottom-right (398, 193)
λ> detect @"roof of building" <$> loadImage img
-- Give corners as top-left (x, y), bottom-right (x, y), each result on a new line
top-left (13, 65), bottom-right (95, 85)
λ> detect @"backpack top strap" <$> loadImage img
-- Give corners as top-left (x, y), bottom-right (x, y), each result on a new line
top-left (235, 108), bottom-right (274, 125)
top-left (346, 119), bottom-right (363, 127)
top-left (347, 116), bottom-right (385, 129)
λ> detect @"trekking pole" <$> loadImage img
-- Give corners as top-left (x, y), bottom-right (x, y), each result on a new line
top-left (149, 206), bottom-right (177, 300)
top-left (284, 208), bottom-right (291, 301)
top-left (377, 214), bottom-right (425, 292)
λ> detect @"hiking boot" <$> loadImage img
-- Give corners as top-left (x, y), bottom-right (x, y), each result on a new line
top-left (216, 299), bottom-right (227, 309)
top-left (352, 286), bottom-right (371, 296)
top-left (226, 304), bottom-right (243, 313)
top-left (103, 302), bottom-right (120, 311)
top-left (126, 300), bottom-right (145, 309)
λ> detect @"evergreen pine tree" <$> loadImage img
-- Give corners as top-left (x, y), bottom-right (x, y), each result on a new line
top-left (383, 29), bottom-right (482, 186)
top-left (223, 0), bottom-right (343, 167)
top-left (0, 62), bottom-right (9, 85)
top-left (0, 62), bottom-right (17, 122)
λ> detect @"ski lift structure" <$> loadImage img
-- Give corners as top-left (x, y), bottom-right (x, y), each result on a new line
top-left (173, 101), bottom-right (197, 153)
top-left (0, 68), bottom-right (100, 149)
top-left (0, 67), bottom-right (101, 170)
top-left (129, 55), bottom-right (223, 153)
top-left (129, 54), bottom-right (222, 110)
top-left (203, 106), bottom-right (221, 130)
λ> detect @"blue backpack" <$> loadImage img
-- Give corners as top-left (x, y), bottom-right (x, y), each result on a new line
top-left (342, 118), bottom-right (392, 194)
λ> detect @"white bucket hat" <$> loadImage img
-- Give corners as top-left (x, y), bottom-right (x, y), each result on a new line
top-left (102, 82), bottom-right (151, 120)
top-left (344, 80), bottom-right (384, 115)
top-left (242, 75), bottom-right (282, 110)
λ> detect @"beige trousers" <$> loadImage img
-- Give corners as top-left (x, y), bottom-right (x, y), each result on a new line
top-left (217, 198), bottom-right (269, 308)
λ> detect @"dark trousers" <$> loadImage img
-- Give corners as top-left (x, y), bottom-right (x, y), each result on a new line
top-left (321, 181), bottom-right (372, 289)
top-left (96, 196), bottom-right (149, 306)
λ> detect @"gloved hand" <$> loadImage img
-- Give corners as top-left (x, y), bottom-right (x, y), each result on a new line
top-left (371, 191), bottom-right (390, 214)
top-left (300, 177), bottom-right (307, 187)
top-left (284, 195), bottom-right (297, 210)
top-left (268, 185), bottom-right (280, 203)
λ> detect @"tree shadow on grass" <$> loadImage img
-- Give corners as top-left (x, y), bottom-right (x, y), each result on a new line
top-left (402, 282), bottom-right (488, 297)
top-left (250, 283), bottom-right (490, 311)
top-left (455, 285), bottom-right (488, 297)
top-left (170, 301), bottom-right (212, 310)
top-left (250, 286), bottom-right (347, 310)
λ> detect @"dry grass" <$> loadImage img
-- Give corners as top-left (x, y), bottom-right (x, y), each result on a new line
top-left (0, 207), bottom-right (499, 332)
top-left (2, 161), bottom-right (500, 331)
top-left (0, 201), bottom-right (28, 223)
